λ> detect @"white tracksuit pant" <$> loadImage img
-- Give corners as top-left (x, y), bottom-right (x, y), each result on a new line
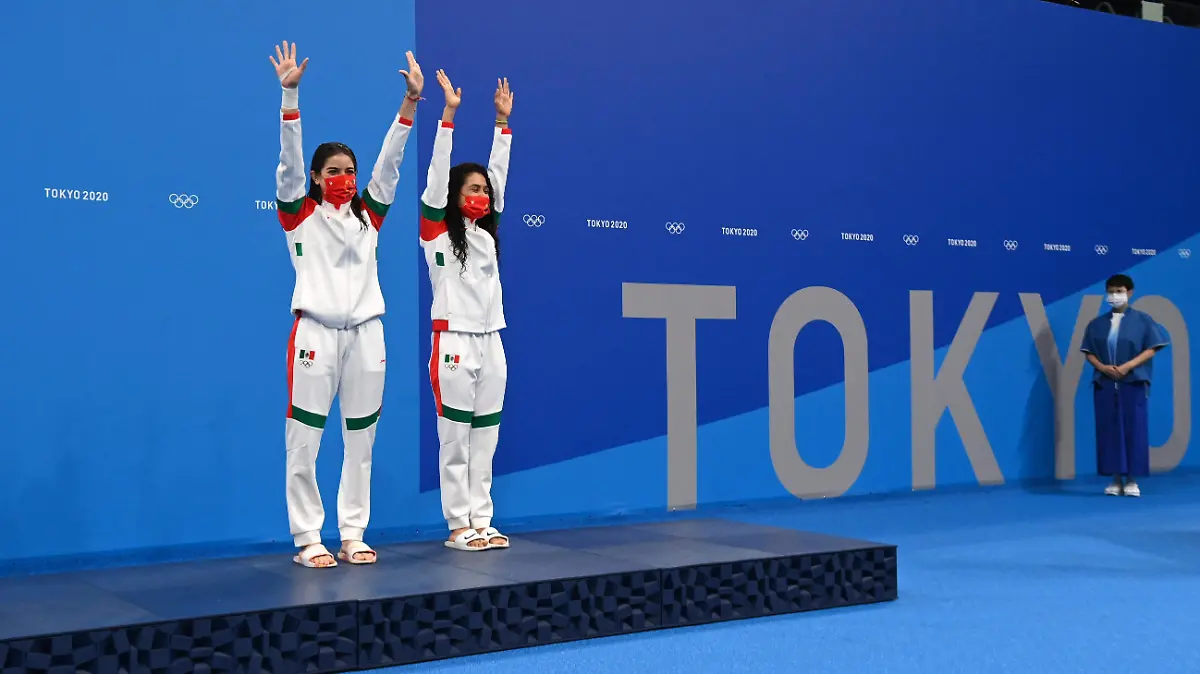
top-left (286, 313), bottom-right (386, 547)
top-left (430, 330), bottom-right (507, 531)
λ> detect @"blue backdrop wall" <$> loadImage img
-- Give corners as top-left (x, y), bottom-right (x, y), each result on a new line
top-left (0, 0), bottom-right (1197, 571)
top-left (0, 0), bottom-right (422, 567)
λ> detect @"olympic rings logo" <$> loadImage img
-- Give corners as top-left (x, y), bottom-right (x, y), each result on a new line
top-left (523, 214), bottom-right (545, 227)
top-left (169, 194), bottom-right (199, 209)
top-left (791, 229), bottom-right (809, 241)
top-left (1180, 249), bottom-right (1192, 259)
top-left (903, 234), bottom-right (919, 246)
top-left (665, 222), bottom-right (686, 235)
top-left (1002, 240), bottom-right (1018, 251)
top-left (1095, 245), bottom-right (1109, 255)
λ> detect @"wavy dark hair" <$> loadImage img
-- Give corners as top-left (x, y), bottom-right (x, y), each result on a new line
top-left (308, 142), bottom-right (369, 230)
top-left (445, 162), bottom-right (500, 271)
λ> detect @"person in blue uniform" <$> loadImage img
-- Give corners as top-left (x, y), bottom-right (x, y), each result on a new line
top-left (1079, 274), bottom-right (1169, 497)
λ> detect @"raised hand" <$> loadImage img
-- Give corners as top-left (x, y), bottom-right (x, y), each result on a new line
top-left (270, 41), bottom-right (308, 88)
top-left (399, 51), bottom-right (424, 97)
top-left (437, 69), bottom-right (461, 109)
top-left (494, 78), bottom-right (513, 118)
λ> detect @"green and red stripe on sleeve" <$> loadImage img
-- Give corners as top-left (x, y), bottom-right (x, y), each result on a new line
top-left (278, 197), bottom-right (317, 232)
top-left (420, 203), bottom-right (447, 242)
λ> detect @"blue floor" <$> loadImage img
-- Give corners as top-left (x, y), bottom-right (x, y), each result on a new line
top-left (385, 475), bottom-right (1200, 673)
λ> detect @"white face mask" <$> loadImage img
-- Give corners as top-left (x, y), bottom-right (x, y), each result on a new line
top-left (1107, 292), bottom-right (1128, 308)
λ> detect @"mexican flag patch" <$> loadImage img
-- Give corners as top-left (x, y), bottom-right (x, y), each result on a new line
top-left (299, 349), bottom-right (315, 367)
top-left (443, 354), bottom-right (460, 370)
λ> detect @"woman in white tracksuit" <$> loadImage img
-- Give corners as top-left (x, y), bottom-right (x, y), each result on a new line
top-left (272, 42), bottom-right (424, 568)
top-left (420, 69), bottom-right (514, 551)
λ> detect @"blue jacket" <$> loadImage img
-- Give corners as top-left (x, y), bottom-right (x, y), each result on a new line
top-left (1080, 307), bottom-right (1169, 384)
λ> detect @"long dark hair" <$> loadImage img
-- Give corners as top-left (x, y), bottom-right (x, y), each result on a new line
top-left (445, 162), bottom-right (500, 271)
top-left (308, 142), bottom-right (368, 230)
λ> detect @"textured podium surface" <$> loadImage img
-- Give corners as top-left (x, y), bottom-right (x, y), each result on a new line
top-left (0, 519), bottom-right (897, 672)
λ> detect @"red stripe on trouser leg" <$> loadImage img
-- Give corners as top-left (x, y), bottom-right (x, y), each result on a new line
top-left (430, 331), bottom-right (443, 416)
top-left (286, 313), bottom-right (301, 417)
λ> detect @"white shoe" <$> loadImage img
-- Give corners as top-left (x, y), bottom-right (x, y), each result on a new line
top-left (1124, 482), bottom-right (1141, 497)
top-left (1105, 481), bottom-right (1123, 496)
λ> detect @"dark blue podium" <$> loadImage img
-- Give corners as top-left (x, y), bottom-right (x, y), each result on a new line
top-left (0, 519), bottom-right (897, 672)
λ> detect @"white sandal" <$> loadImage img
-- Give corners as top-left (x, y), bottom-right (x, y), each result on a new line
top-left (293, 543), bottom-right (338, 568)
top-left (444, 529), bottom-right (489, 551)
top-left (338, 540), bottom-right (377, 564)
top-left (479, 527), bottom-right (509, 549)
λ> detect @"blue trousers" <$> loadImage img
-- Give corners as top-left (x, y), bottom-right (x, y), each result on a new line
top-left (1093, 379), bottom-right (1150, 478)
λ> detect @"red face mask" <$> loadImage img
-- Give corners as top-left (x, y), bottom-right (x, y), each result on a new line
top-left (322, 174), bottom-right (357, 208)
top-left (461, 194), bottom-right (491, 221)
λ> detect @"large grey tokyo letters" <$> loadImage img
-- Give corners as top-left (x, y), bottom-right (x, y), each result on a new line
top-left (768, 287), bottom-right (869, 499)
top-left (910, 291), bottom-right (1002, 489)
top-left (622, 283), bottom-right (737, 509)
top-left (1133, 295), bottom-right (1191, 472)
top-left (1019, 293), bottom-right (1101, 480)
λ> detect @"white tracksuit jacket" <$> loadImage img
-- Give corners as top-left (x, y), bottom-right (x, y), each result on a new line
top-left (277, 109), bottom-right (413, 328)
top-left (419, 121), bottom-right (512, 334)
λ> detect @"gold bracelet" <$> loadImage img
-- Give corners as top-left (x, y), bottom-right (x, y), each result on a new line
top-left (495, 119), bottom-right (509, 125)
